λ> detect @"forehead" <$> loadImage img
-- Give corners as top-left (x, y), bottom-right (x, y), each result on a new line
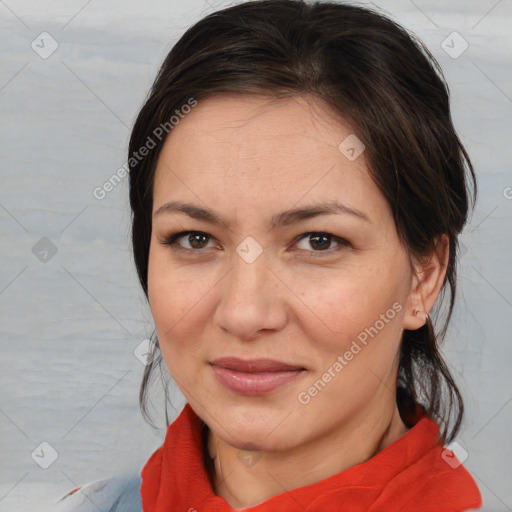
top-left (160, 93), bottom-right (355, 154)
top-left (152, 94), bottom-right (388, 225)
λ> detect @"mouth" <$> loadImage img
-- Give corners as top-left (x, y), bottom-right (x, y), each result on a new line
top-left (210, 357), bottom-right (306, 395)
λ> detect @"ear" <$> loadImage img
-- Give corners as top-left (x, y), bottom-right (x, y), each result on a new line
top-left (402, 234), bottom-right (450, 330)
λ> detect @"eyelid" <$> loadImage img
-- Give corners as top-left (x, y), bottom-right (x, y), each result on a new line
top-left (291, 232), bottom-right (350, 255)
top-left (160, 230), bottom-right (351, 255)
top-left (160, 230), bottom-right (219, 252)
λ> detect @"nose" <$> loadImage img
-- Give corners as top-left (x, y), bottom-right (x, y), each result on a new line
top-left (213, 245), bottom-right (288, 341)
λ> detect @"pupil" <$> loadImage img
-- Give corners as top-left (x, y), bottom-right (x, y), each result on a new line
top-left (311, 234), bottom-right (329, 250)
top-left (190, 233), bottom-right (207, 248)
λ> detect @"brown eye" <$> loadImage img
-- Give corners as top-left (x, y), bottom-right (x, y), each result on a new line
top-left (186, 233), bottom-right (210, 249)
top-left (161, 231), bottom-right (215, 251)
top-left (309, 234), bottom-right (331, 251)
top-left (294, 232), bottom-right (350, 255)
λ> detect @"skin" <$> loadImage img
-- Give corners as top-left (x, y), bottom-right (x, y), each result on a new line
top-left (147, 94), bottom-right (449, 509)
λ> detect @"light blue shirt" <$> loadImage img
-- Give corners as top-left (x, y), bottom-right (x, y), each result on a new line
top-left (52, 474), bottom-right (142, 512)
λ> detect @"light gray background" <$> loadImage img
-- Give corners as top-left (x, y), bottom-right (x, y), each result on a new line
top-left (0, 0), bottom-right (511, 510)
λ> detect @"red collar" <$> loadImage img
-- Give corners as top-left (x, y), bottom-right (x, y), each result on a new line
top-left (141, 404), bottom-right (481, 511)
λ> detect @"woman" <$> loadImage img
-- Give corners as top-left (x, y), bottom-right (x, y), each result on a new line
top-left (56, 0), bottom-right (482, 510)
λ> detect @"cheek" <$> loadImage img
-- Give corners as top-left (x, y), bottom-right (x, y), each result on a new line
top-left (294, 261), bottom-right (407, 353)
top-left (300, 278), bottom-right (406, 406)
top-left (147, 250), bottom-right (207, 361)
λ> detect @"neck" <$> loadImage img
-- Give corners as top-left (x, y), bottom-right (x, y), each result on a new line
top-left (206, 402), bottom-right (409, 510)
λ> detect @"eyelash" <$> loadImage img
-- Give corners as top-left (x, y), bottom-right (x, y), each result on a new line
top-left (160, 230), bottom-right (350, 257)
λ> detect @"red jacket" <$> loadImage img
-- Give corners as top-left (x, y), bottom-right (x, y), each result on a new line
top-left (141, 404), bottom-right (482, 511)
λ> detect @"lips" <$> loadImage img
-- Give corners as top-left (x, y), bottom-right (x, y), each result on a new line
top-left (210, 357), bottom-right (306, 395)
top-left (210, 357), bottom-right (305, 373)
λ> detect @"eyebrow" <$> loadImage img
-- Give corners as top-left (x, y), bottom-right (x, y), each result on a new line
top-left (153, 200), bottom-right (371, 228)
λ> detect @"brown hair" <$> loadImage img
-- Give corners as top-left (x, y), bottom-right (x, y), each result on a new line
top-left (128, 0), bottom-right (476, 443)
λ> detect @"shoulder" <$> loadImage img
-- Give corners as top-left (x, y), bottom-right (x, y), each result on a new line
top-left (52, 473), bottom-right (142, 512)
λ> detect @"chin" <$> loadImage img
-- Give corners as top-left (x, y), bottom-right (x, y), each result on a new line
top-left (205, 400), bottom-right (306, 451)
top-left (223, 429), bottom-right (301, 453)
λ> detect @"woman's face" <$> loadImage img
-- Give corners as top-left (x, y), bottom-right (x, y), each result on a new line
top-left (148, 94), bottom-right (420, 452)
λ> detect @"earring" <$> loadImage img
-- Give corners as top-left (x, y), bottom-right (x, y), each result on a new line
top-left (413, 308), bottom-right (428, 326)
